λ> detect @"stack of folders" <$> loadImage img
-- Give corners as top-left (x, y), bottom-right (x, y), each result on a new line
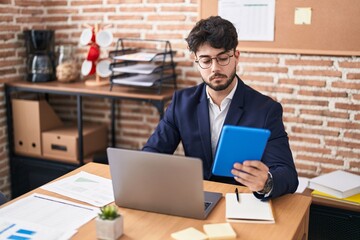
top-left (308, 170), bottom-right (360, 205)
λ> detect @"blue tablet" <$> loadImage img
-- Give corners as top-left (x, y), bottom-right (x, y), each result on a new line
top-left (212, 125), bottom-right (271, 177)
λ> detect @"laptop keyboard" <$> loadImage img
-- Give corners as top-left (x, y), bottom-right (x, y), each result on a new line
top-left (204, 201), bottom-right (212, 210)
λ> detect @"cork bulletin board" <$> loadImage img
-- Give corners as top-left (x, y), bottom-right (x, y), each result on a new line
top-left (199, 0), bottom-right (360, 56)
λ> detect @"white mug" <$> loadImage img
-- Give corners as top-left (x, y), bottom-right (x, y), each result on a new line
top-left (81, 60), bottom-right (96, 76)
top-left (96, 29), bottom-right (113, 48)
top-left (79, 28), bottom-right (95, 46)
top-left (96, 59), bottom-right (112, 78)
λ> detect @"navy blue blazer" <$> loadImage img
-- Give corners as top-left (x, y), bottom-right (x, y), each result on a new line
top-left (143, 76), bottom-right (298, 198)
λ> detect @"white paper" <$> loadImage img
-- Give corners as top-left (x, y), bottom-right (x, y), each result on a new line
top-left (296, 177), bottom-right (309, 193)
top-left (0, 194), bottom-right (99, 232)
top-left (112, 74), bottom-right (165, 87)
top-left (0, 217), bottom-right (75, 240)
top-left (219, 0), bottom-right (275, 41)
top-left (112, 63), bottom-right (159, 74)
top-left (41, 171), bottom-right (114, 207)
top-left (225, 193), bottom-right (274, 223)
top-left (113, 52), bottom-right (158, 61)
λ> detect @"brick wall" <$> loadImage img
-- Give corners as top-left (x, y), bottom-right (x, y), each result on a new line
top-left (0, 0), bottom-right (359, 198)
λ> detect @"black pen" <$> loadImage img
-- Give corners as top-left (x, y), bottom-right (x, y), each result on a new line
top-left (235, 188), bottom-right (240, 203)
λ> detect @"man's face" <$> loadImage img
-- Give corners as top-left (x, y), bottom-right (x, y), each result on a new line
top-left (195, 43), bottom-right (239, 92)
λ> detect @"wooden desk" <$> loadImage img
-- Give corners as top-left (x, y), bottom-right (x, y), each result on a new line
top-left (2, 163), bottom-right (312, 240)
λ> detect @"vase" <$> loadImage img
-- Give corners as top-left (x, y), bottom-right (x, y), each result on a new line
top-left (95, 215), bottom-right (124, 240)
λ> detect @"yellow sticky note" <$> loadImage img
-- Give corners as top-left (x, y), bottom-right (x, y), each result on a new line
top-left (171, 227), bottom-right (208, 240)
top-left (203, 223), bottom-right (237, 239)
top-left (294, 7), bottom-right (312, 25)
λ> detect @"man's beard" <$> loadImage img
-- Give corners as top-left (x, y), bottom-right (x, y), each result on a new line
top-left (203, 68), bottom-right (237, 91)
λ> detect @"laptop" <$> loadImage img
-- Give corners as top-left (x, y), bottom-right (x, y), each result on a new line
top-left (107, 148), bottom-right (222, 219)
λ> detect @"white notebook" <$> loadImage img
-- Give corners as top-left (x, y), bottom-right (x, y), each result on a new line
top-left (225, 193), bottom-right (275, 223)
top-left (308, 170), bottom-right (360, 198)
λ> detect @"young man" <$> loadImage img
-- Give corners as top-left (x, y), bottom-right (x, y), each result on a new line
top-left (143, 16), bottom-right (298, 199)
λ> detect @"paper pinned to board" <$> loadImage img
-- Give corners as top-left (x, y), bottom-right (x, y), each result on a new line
top-left (295, 8), bottom-right (312, 25)
top-left (219, 0), bottom-right (275, 41)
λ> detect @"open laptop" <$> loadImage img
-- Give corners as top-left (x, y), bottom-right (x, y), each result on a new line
top-left (107, 148), bottom-right (222, 219)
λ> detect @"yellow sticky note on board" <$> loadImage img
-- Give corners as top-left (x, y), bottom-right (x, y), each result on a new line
top-left (171, 227), bottom-right (208, 240)
top-left (203, 223), bottom-right (237, 239)
top-left (295, 8), bottom-right (312, 25)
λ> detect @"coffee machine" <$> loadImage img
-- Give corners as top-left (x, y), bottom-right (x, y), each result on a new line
top-left (24, 30), bottom-right (56, 82)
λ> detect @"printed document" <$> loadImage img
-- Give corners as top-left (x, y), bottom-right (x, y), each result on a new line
top-left (41, 171), bottom-right (114, 207)
top-left (0, 194), bottom-right (98, 238)
top-left (219, 0), bottom-right (275, 41)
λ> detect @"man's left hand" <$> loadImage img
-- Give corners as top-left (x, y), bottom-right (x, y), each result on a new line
top-left (231, 160), bottom-right (269, 192)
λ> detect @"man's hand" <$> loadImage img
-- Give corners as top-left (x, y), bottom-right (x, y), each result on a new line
top-left (231, 161), bottom-right (269, 192)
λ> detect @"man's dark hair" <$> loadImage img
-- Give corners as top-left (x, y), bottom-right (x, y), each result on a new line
top-left (185, 16), bottom-right (238, 53)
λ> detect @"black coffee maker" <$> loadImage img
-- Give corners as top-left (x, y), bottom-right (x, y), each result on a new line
top-left (24, 30), bottom-right (56, 82)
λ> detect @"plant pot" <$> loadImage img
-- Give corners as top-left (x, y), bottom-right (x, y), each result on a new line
top-left (95, 215), bottom-right (124, 240)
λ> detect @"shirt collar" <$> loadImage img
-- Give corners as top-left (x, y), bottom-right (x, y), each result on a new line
top-left (206, 79), bottom-right (238, 104)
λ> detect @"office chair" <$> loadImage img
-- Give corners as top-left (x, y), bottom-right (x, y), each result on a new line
top-left (0, 191), bottom-right (8, 205)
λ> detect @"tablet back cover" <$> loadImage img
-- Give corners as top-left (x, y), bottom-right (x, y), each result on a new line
top-left (212, 126), bottom-right (271, 177)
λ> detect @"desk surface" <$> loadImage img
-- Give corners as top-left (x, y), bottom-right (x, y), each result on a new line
top-left (5, 80), bottom-right (175, 101)
top-left (2, 163), bottom-right (311, 240)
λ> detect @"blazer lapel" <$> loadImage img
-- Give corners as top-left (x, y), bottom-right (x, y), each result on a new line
top-left (224, 76), bottom-right (245, 126)
top-left (197, 86), bottom-right (213, 173)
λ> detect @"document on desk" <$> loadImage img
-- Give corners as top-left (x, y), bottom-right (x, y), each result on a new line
top-left (0, 217), bottom-right (74, 240)
top-left (41, 171), bottom-right (114, 207)
top-left (225, 193), bottom-right (275, 223)
top-left (0, 193), bottom-right (99, 235)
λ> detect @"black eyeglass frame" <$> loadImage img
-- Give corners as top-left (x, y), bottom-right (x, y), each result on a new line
top-left (194, 53), bottom-right (234, 69)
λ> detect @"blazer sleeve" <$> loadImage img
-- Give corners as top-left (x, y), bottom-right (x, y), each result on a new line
top-left (142, 93), bottom-right (181, 154)
top-left (255, 101), bottom-right (299, 199)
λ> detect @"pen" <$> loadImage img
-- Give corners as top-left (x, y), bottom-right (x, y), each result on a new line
top-left (235, 188), bottom-right (240, 203)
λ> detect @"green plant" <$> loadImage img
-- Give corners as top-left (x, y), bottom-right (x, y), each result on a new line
top-left (98, 205), bottom-right (120, 220)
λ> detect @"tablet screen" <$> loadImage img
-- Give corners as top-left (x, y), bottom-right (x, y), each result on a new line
top-left (212, 125), bottom-right (271, 177)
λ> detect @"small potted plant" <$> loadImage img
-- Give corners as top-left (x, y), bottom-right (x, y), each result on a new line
top-left (96, 205), bottom-right (123, 240)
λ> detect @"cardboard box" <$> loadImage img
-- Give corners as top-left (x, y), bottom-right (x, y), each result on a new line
top-left (42, 123), bottom-right (108, 162)
top-left (12, 99), bottom-right (63, 156)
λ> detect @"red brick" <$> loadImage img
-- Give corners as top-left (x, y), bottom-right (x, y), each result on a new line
top-left (285, 59), bottom-right (333, 66)
top-left (296, 154), bottom-right (343, 166)
top-left (338, 61), bottom-right (360, 68)
top-left (291, 126), bottom-right (339, 137)
top-left (300, 109), bottom-right (349, 119)
top-left (281, 98), bottom-right (328, 107)
top-left (337, 150), bottom-right (360, 159)
top-left (71, 0), bottom-right (102, 6)
top-left (147, 15), bottom-right (186, 21)
top-left (284, 117), bottom-right (322, 126)
top-left (332, 81), bottom-right (360, 89)
top-left (291, 145), bottom-right (331, 155)
top-left (335, 102), bottom-right (360, 111)
top-left (346, 73), bottom-right (360, 79)
top-left (243, 66), bottom-right (288, 73)
top-left (241, 75), bottom-right (274, 83)
top-left (120, 7), bottom-right (156, 12)
top-left (327, 121), bottom-right (360, 129)
top-left (289, 136), bottom-right (321, 144)
top-left (350, 161), bottom-right (360, 169)
top-left (298, 90), bottom-right (347, 98)
top-left (293, 69), bottom-right (342, 78)
top-left (239, 57), bottom-right (279, 64)
top-left (325, 139), bottom-right (360, 149)
top-left (278, 78), bottom-right (326, 87)
top-left (160, 6), bottom-right (197, 12)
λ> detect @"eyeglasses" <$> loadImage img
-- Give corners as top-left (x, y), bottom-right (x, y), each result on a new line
top-left (195, 54), bottom-right (234, 69)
